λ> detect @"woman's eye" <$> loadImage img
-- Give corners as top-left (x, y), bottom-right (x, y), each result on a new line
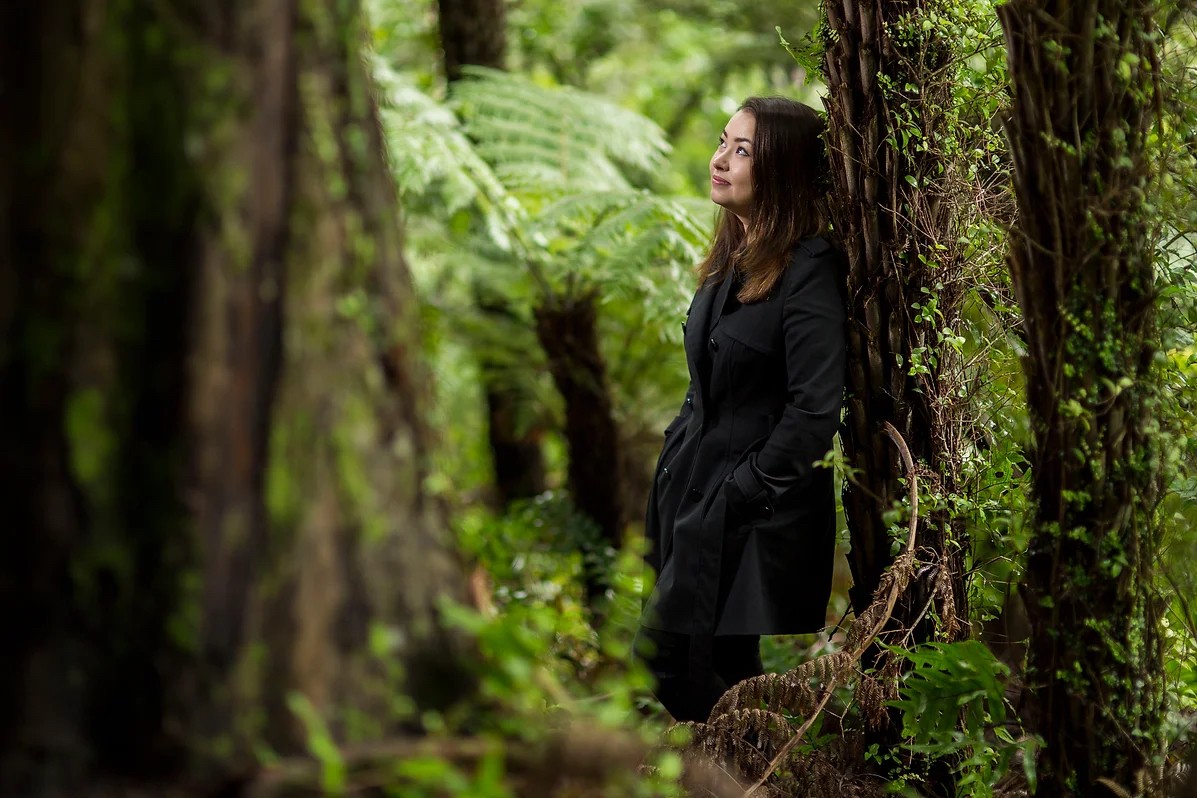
top-left (736, 146), bottom-right (750, 156)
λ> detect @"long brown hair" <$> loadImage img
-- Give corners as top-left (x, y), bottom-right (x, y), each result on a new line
top-left (697, 97), bottom-right (829, 302)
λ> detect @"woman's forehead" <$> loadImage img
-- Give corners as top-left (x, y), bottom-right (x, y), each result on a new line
top-left (724, 109), bottom-right (756, 139)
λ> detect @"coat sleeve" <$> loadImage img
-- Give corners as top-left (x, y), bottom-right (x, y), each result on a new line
top-left (724, 246), bottom-right (846, 516)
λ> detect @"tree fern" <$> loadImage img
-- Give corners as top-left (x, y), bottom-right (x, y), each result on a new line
top-left (374, 60), bottom-right (711, 321)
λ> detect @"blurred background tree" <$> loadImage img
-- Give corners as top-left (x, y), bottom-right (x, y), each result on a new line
top-left (1, 0), bottom-right (474, 793)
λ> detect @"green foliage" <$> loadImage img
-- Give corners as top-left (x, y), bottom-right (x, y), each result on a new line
top-left (1155, 15), bottom-right (1197, 756)
top-left (777, 25), bottom-right (826, 81)
top-left (438, 495), bottom-right (685, 796)
top-left (454, 493), bottom-right (644, 701)
top-left (889, 641), bottom-right (1038, 796)
top-left (365, 0), bottom-right (439, 78)
top-left (503, 0), bottom-right (821, 193)
top-left (280, 491), bottom-right (684, 795)
top-left (289, 693), bottom-right (348, 794)
top-left (389, 751), bottom-right (513, 798)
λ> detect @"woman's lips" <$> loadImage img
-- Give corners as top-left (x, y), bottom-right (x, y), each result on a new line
top-left (712, 176), bottom-right (730, 185)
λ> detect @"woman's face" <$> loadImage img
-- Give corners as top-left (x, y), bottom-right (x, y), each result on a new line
top-left (710, 109), bottom-right (756, 228)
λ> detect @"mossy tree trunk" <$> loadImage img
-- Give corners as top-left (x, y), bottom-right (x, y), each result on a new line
top-left (998, 0), bottom-right (1166, 793)
top-left (822, 0), bottom-right (969, 647)
top-left (0, 1), bottom-right (473, 794)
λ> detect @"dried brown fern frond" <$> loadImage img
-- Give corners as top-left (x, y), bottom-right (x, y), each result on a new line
top-left (777, 746), bottom-right (858, 797)
top-left (858, 649), bottom-right (903, 731)
top-left (705, 708), bottom-right (795, 759)
top-left (843, 550), bottom-right (917, 651)
top-left (688, 723), bottom-right (773, 782)
top-left (854, 672), bottom-right (890, 731)
top-left (711, 650), bottom-right (854, 718)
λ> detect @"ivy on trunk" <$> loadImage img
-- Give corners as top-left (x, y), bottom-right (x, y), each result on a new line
top-left (822, 0), bottom-right (970, 655)
top-left (999, 0), bottom-right (1167, 793)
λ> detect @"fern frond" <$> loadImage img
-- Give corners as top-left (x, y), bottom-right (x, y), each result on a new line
top-left (683, 708), bottom-right (855, 796)
top-left (405, 219), bottom-right (539, 312)
top-left (684, 721), bottom-right (772, 783)
top-left (705, 708), bottom-right (795, 761)
top-left (531, 191), bottom-right (709, 305)
top-left (372, 58), bottom-right (528, 255)
top-left (452, 66), bottom-right (670, 191)
top-left (711, 651), bottom-right (854, 720)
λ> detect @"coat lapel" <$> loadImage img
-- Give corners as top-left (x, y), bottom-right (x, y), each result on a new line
top-left (685, 274), bottom-right (737, 414)
top-left (684, 280), bottom-right (717, 402)
top-left (710, 269), bottom-right (736, 331)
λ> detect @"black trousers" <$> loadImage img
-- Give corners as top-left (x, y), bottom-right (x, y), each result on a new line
top-left (635, 627), bottom-right (764, 722)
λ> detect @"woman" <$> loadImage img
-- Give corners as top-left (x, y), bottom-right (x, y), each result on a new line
top-left (638, 97), bottom-right (846, 723)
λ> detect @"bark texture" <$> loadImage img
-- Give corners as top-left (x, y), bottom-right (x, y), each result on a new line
top-left (822, 0), bottom-right (968, 646)
top-left (0, 1), bottom-right (472, 794)
top-left (998, 0), bottom-right (1166, 793)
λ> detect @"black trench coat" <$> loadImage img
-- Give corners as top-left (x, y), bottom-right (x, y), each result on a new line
top-left (643, 236), bottom-right (846, 637)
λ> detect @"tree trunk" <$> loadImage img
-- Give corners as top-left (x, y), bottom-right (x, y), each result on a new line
top-left (998, 0), bottom-right (1166, 793)
top-left (437, 0), bottom-right (548, 509)
top-left (480, 337), bottom-right (550, 507)
top-left (0, 1), bottom-right (473, 794)
top-left (437, 0), bottom-right (507, 83)
top-left (822, 0), bottom-right (969, 648)
top-left (534, 293), bottom-right (625, 603)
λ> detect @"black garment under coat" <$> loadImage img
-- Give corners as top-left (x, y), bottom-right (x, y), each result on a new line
top-left (643, 236), bottom-right (846, 637)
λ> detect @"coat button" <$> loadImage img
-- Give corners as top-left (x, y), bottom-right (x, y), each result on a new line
top-left (685, 396), bottom-right (693, 406)
top-left (689, 488), bottom-right (703, 502)
top-left (661, 466), bottom-right (671, 481)
top-left (709, 337), bottom-right (719, 351)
